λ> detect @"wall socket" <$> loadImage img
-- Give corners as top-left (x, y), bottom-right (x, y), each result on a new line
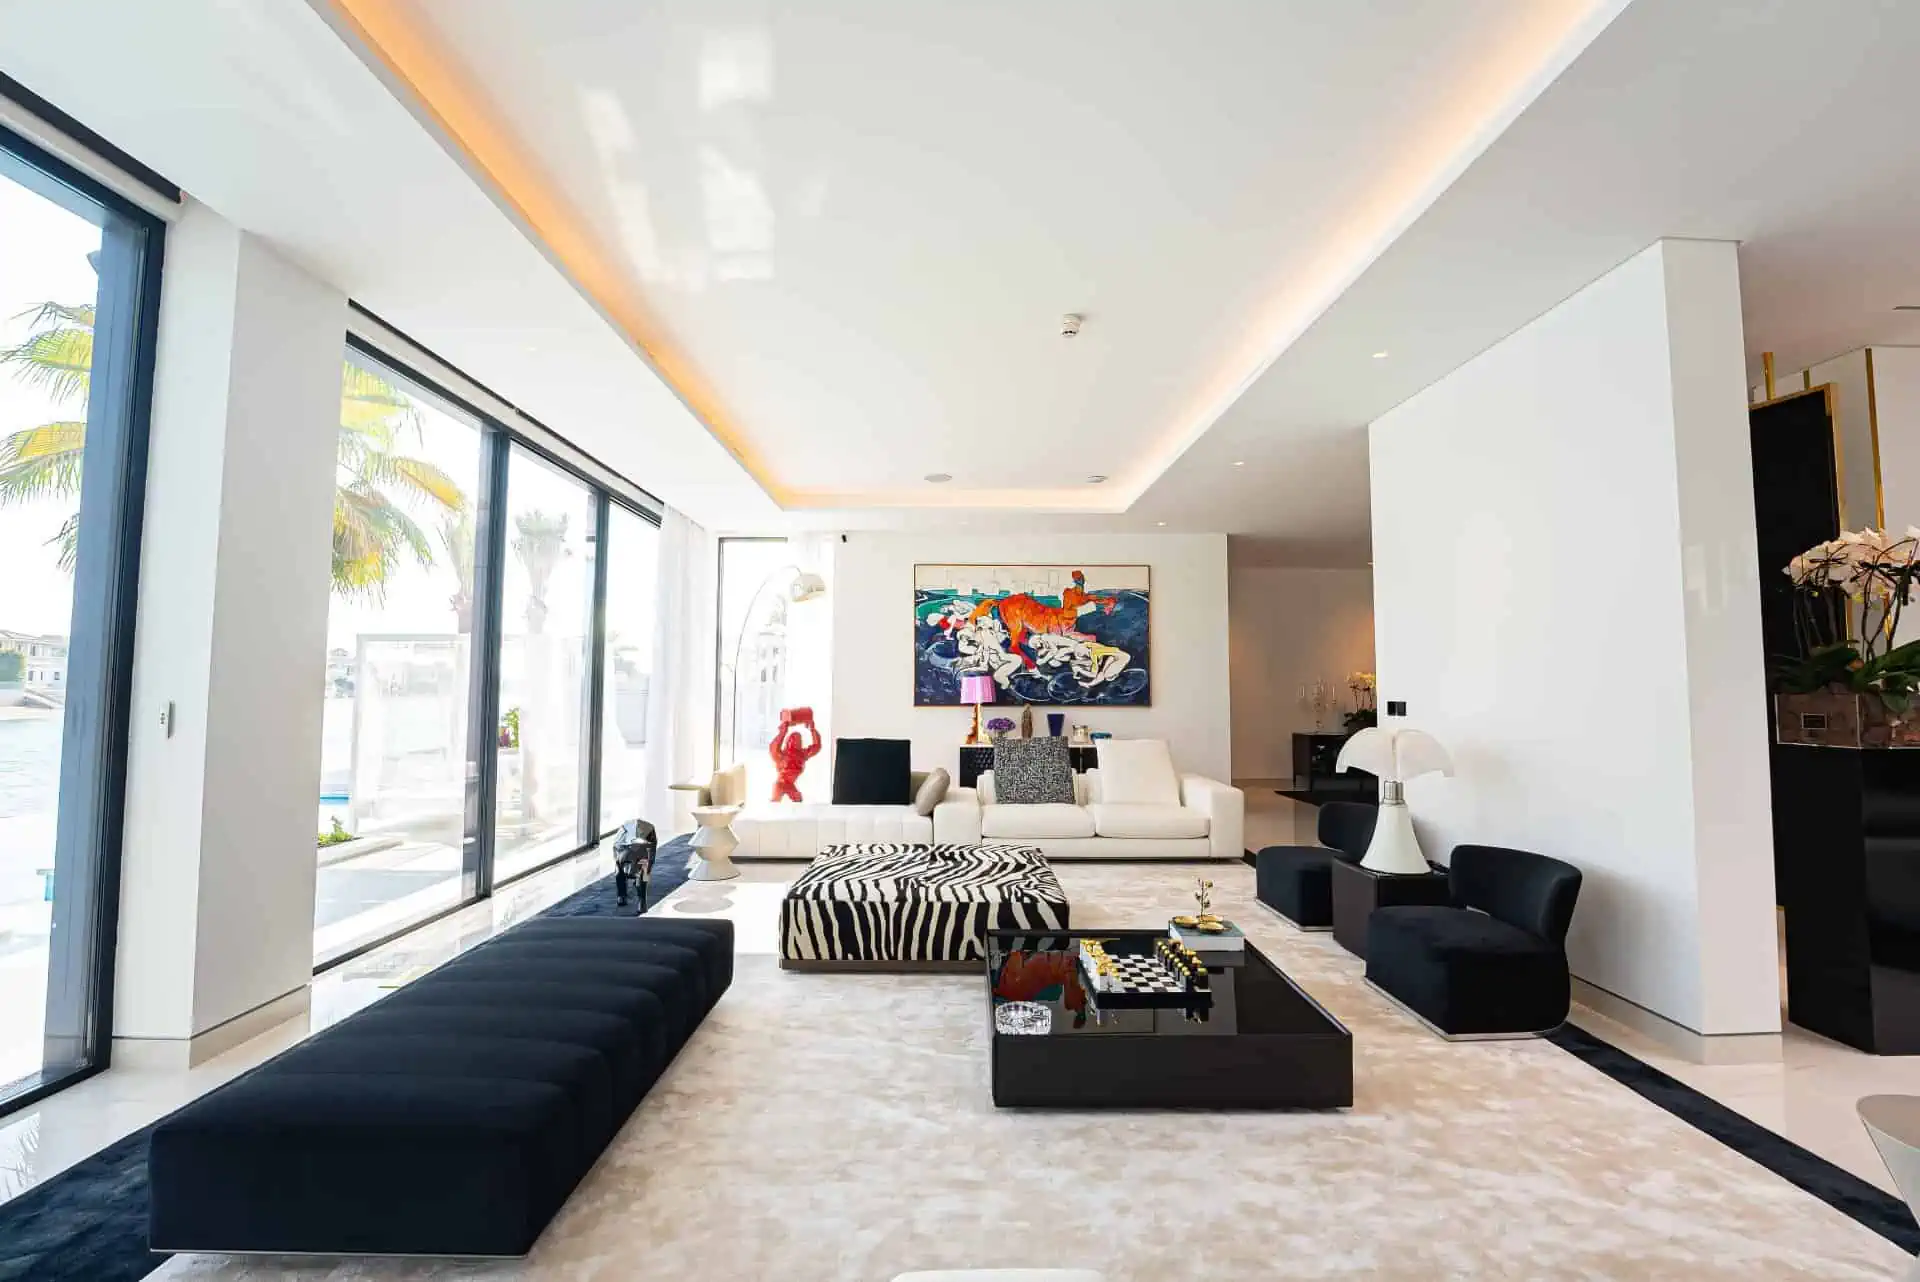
top-left (1385, 700), bottom-right (1407, 717)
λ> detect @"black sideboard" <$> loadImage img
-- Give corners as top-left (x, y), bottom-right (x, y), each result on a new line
top-left (1775, 744), bottom-right (1920, 1054)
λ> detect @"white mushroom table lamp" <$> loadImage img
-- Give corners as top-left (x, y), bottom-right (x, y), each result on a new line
top-left (1334, 726), bottom-right (1454, 875)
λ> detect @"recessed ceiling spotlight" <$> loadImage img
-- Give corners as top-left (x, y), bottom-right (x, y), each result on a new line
top-left (1157, 521), bottom-right (1167, 526)
top-left (1232, 461), bottom-right (1245, 467)
top-left (1086, 474), bottom-right (1108, 484)
top-left (1372, 351), bottom-right (1389, 359)
top-left (1061, 313), bottom-right (1085, 337)
top-left (924, 472), bottom-right (952, 483)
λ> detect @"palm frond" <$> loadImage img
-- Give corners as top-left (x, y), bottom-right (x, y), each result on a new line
top-left (358, 453), bottom-right (466, 512)
top-left (0, 421), bottom-right (87, 502)
top-left (13, 301), bottom-right (95, 330)
top-left (0, 325), bottom-right (93, 407)
top-left (340, 361), bottom-right (421, 437)
top-left (50, 511), bottom-right (80, 573)
top-left (331, 485), bottom-right (435, 600)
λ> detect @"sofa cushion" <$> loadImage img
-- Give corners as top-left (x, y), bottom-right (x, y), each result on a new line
top-left (734, 803), bottom-right (934, 856)
top-left (1094, 739), bottom-right (1179, 806)
top-left (832, 738), bottom-right (913, 805)
top-left (981, 803), bottom-right (1096, 839)
top-left (992, 736), bottom-right (1074, 804)
top-left (1087, 803), bottom-right (1207, 840)
top-left (913, 767), bottom-right (951, 816)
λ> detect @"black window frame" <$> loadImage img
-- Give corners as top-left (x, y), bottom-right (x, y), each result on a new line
top-left (312, 335), bottom-right (663, 972)
top-left (0, 121), bottom-right (165, 1119)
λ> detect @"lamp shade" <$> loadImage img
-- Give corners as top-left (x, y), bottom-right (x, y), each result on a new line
top-left (958, 674), bottom-right (996, 706)
top-left (1335, 726), bottom-right (1452, 783)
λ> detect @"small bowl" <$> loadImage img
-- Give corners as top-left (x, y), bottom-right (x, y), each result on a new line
top-left (1171, 915), bottom-right (1199, 928)
top-left (1196, 921), bottom-right (1228, 934)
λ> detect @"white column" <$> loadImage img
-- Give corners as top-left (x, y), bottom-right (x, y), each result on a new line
top-left (112, 198), bottom-right (344, 1063)
top-left (1369, 238), bottom-right (1779, 1041)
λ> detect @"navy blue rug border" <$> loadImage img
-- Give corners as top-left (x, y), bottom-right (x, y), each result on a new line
top-left (0, 835), bottom-right (693, 1282)
top-left (1546, 1022), bottom-right (1918, 1252)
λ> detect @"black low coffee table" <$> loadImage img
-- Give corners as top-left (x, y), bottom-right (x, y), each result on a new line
top-left (987, 928), bottom-right (1352, 1109)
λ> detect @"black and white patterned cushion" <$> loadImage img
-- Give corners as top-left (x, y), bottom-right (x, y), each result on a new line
top-left (991, 736), bottom-right (1074, 804)
top-left (781, 843), bottom-right (1069, 964)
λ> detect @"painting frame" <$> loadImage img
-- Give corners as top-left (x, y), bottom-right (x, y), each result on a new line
top-left (912, 562), bottom-right (1152, 708)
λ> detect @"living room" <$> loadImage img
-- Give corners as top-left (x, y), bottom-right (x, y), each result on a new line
top-left (10, 3), bottom-right (1920, 1281)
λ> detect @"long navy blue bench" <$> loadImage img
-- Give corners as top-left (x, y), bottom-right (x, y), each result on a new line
top-left (148, 916), bottom-right (733, 1258)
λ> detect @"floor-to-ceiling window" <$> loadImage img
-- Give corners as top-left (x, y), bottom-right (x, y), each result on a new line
top-left (0, 129), bottom-right (161, 1109)
top-left (311, 351), bottom-right (484, 966)
top-left (307, 331), bottom-right (664, 963)
top-left (492, 445), bottom-right (596, 883)
top-left (600, 503), bottom-right (659, 831)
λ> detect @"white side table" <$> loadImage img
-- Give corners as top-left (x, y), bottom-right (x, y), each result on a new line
top-left (689, 805), bottom-right (742, 881)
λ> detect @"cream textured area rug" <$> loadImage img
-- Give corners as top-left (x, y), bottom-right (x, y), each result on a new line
top-left (156, 864), bottom-right (1913, 1281)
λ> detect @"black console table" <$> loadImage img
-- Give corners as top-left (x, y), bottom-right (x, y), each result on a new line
top-left (958, 745), bottom-right (994, 789)
top-left (1774, 744), bottom-right (1920, 1054)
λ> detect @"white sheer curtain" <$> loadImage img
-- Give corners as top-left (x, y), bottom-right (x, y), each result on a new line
top-left (644, 507), bottom-right (717, 838)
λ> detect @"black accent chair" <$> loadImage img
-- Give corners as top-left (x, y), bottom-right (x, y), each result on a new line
top-left (149, 917), bottom-right (734, 1258)
top-left (1254, 801), bottom-right (1378, 929)
top-left (1366, 844), bottom-right (1582, 1038)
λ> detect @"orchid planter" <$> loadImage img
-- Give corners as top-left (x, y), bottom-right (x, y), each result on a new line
top-left (1776, 690), bottom-right (1920, 749)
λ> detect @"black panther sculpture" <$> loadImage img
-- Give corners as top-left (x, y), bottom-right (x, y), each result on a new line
top-left (612, 819), bottom-right (657, 911)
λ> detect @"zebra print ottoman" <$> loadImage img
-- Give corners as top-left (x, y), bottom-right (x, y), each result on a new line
top-left (781, 843), bottom-right (1069, 970)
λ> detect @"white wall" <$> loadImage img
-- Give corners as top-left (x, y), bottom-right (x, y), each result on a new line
top-left (1228, 567), bottom-right (1375, 779)
top-left (116, 200), bottom-right (345, 1045)
top-left (1873, 347), bottom-right (1920, 535)
top-left (1370, 239), bottom-right (1778, 1037)
top-left (830, 533), bottom-right (1231, 782)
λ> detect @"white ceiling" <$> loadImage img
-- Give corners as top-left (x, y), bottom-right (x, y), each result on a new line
top-left (1146, 0), bottom-right (1920, 563)
top-left (326, 0), bottom-right (1621, 515)
top-left (0, 0), bottom-right (776, 531)
top-left (4, 1), bottom-right (1918, 561)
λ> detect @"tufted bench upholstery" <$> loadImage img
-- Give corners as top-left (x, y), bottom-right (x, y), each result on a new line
top-left (148, 916), bottom-right (732, 1258)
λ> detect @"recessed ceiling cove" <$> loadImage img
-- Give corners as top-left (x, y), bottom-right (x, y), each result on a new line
top-left (324, 0), bottom-right (1619, 512)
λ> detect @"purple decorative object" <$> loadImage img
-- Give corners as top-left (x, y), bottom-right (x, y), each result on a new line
top-left (987, 717), bottom-right (1016, 735)
top-left (1047, 713), bottom-right (1065, 737)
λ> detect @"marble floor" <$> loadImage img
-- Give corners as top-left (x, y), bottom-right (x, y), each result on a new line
top-left (0, 787), bottom-right (1915, 1278)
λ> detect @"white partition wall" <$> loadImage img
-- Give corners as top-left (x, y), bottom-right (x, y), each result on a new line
top-left (1368, 239), bottom-right (1780, 1038)
top-left (113, 199), bottom-right (345, 1061)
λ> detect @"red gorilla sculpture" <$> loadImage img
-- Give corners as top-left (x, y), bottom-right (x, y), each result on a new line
top-left (769, 706), bottom-right (823, 802)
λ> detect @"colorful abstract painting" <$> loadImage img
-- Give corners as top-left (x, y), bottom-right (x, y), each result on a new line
top-left (914, 564), bottom-right (1151, 706)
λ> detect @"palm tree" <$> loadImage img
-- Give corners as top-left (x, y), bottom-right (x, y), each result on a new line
top-left (0, 302), bottom-right (465, 593)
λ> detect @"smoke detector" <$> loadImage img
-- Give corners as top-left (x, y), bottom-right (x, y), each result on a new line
top-left (924, 472), bottom-right (952, 483)
top-left (1061, 313), bottom-right (1084, 337)
top-left (1085, 474), bottom-right (1108, 484)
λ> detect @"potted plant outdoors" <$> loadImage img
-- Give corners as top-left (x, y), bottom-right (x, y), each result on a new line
top-left (1776, 528), bottom-right (1920, 748)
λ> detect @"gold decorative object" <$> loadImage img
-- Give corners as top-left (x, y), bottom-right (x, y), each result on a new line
top-left (1171, 914), bottom-right (1199, 928)
top-left (1196, 921), bottom-right (1227, 934)
top-left (1193, 877), bottom-right (1214, 916)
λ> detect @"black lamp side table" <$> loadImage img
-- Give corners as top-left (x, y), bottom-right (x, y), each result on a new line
top-left (958, 745), bottom-right (995, 789)
top-left (1330, 858), bottom-right (1451, 959)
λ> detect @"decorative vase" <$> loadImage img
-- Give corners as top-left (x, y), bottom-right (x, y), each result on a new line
top-left (1776, 691), bottom-right (1920, 749)
top-left (1047, 713), bottom-right (1065, 737)
top-left (1020, 705), bottom-right (1035, 739)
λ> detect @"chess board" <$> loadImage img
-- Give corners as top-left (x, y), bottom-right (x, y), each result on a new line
top-left (1077, 941), bottom-right (1214, 1010)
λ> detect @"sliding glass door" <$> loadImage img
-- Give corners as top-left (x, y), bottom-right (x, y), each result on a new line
top-left (312, 353), bottom-right (485, 966)
top-left (0, 130), bottom-right (161, 1108)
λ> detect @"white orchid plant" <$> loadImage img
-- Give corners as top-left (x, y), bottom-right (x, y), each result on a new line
top-left (1780, 528), bottom-right (1920, 711)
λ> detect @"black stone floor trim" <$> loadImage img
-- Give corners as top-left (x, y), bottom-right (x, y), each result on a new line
top-left (1548, 1021), bottom-right (1920, 1252)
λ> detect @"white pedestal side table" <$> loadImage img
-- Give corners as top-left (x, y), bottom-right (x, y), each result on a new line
top-left (688, 804), bottom-right (742, 881)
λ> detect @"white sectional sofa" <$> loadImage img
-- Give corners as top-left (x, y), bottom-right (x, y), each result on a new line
top-left (931, 767), bottom-right (1243, 860)
top-left (716, 740), bottom-right (1243, 862)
